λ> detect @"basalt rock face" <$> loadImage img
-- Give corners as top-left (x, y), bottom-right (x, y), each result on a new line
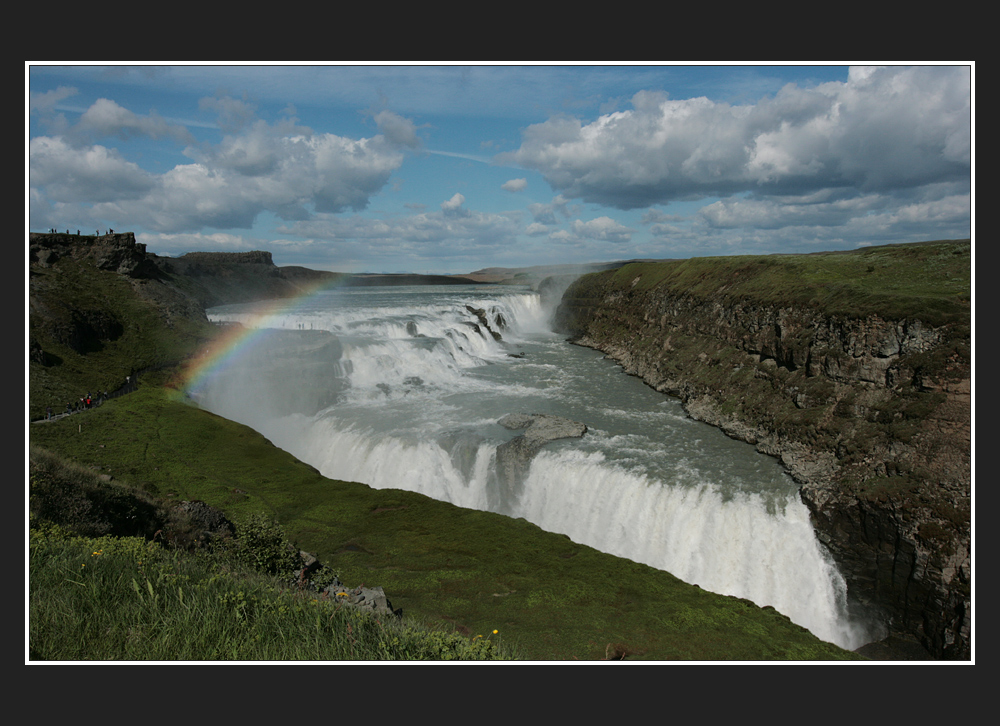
top-left (492, 414), bottom-right (588, 514)
top-left (148, 249), bottom-right (340, 309)
top-left (466, 305), bottom-right (505, 341)
top-left (554, 254), bottom-right (971, 659)
top-left (28, 233), bottom-right (336, 313)
top-left (31, 232), bottom-right (158, 278)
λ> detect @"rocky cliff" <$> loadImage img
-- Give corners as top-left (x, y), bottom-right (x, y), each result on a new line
top-left (553, 241), bottom-right (971, 659)
top-left (29, 232), bottom-right (342, 313)
top-left (31, 231), bottom-right (158, 278)
top-left (145, 248), bottom-right (342, 309)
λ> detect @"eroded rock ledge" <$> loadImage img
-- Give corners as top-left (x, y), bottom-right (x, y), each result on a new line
top-left (493, 414), bottom-right (588, 514)
top-left (497, 413), bottom-right (588, 442)
top-left (553, 251), bottom-right (970, 659)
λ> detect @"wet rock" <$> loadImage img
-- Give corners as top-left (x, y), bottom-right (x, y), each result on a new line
top-left (437, 430), bottom-right (487, 482)
top-left (466, 305), bottom-right (503, 340)
top-left (493, 414), bottom-right (587, 513)
top-left (498, 413), bottom-right (588, 443)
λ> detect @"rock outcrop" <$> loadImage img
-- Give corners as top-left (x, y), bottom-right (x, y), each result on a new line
top-left (465, 305), bottom-right (505, 341)
top-left (147, 248), bottom-right (341, 309)
top-left (492, 414), bottom-right (588, 513)
top-left (553, 244), bottom-right (971, 659)
top-left (319, 576), bottom-right (398, 617)
top-left (31, 231), bottom-right (158, 278)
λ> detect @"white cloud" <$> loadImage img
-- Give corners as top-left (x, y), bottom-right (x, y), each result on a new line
top-left (502, 178), bottom-right (527, 192)
top-left (441, 192), bottom-right (468, 217)
top-left (441, 192), bottom-right (465, 211)
top-left (271, 198), bottom-right (527, 272)
top-left (199, 94), bottom-right (258, 132)
top-left (30, 105), bottom-right (411, 233)
top-left (548, 229), bottom-right (575, 244)
top-left (528, 195), bottom-right (576, 225)
top-left (504, 66), bottom-right (971, 209)
top-left (570, 216), bottom-right (634, 243)
top-left (29, 86), bottom-right (78, 114)
top-left (283, 200), bottom-right (520, 249)
top-left (29, 136), bottom-right (156, 203)
top-left (698, 184), bottom-right (971, 234)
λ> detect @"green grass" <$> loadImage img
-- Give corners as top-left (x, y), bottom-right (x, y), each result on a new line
top-left (29, 256), bottom-right (215, 421)
top-left (594, 240), bottom-right (970, 326)
top-left (29, 527), bottom-right (512, 661)
top-left (29, 389), bottom-right (861, 660)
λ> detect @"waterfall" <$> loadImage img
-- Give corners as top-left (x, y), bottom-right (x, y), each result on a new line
top-left (196, 284), bottom-right (874, 650)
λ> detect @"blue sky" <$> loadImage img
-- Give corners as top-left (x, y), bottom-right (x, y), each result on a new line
top-left (27, 63), bottom-right (973, 274)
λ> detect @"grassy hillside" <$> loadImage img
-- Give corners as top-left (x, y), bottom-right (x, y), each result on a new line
top-left (598, 240), bottom-right (970, 326)
top-left (29, 451), bottom-right (513, 661)
top-left (29, 255), bottom-right (215, 422)
top-left (30, 388), bottom-right (858, 660)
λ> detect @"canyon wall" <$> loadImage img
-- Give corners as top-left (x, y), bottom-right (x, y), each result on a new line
top-left (553, 244), bottom-right (971, 659)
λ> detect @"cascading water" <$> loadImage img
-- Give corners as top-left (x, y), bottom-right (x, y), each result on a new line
top-left (192, 284), bottom-right (876, 650)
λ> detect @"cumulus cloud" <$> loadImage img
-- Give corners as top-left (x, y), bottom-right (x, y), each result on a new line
top-left (699, 183), bottom-right (971, 234)
top-left (699, 193), bottom-right (887, 230)
top-left (30, 97), bottom-right (417, 233)
top-left (570, 216), bottom-right (634, 243)
top-left (277, 199), bottom-right (523, 270)
top-left (288, 205), bottom-right (518, 244)
top-left (199, 94), bottom-right (258, 133)
top-left (547, 229), bottom-right (576, 245)
top-left (441, 192), bottom-right (468, 217)
top-left (107, 130), bottom-right (403, 231)
top-left (29, 86), bottom-right (78, 115)
top-left (502, 178), bottom-right (527, 192)
top-left (30, 90), bottom-right (196, 146)
top-left (503, 66), bottom-right (971, 209)
top-left (528, 195), bottom-right (575, 225)
top-left (187, 119), bottom-right (288, 177)
top-left (29, 136), bottom-right (156, 203)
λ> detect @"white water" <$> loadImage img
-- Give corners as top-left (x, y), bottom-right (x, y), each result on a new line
top-left (194, 284), bottom-right (877, 650)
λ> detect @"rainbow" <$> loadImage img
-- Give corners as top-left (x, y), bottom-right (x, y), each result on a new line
top-left (181, 275), bottom-right (346, 397)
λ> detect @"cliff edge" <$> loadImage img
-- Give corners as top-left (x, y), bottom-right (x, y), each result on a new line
top-left (554, 241), bottom-right (971, 659)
